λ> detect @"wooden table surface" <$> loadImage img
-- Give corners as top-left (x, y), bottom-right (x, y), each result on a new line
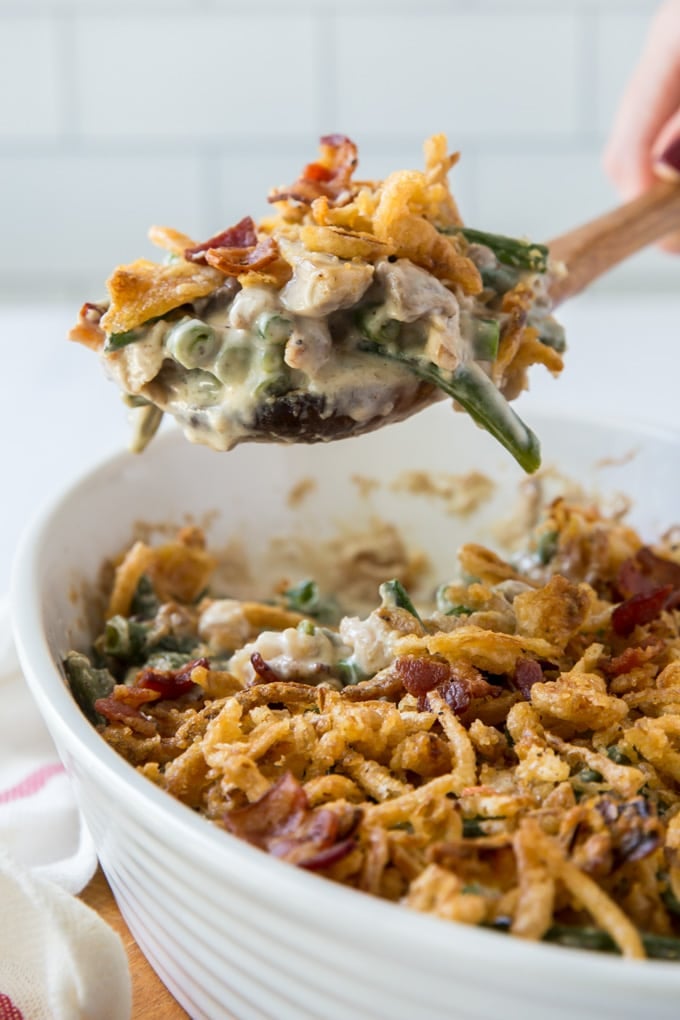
top-left (81, 869), bottom-right (189, 1019)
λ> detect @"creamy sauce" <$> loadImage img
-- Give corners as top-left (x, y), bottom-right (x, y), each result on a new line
top-left (102, 242), bottom-right (561, 455)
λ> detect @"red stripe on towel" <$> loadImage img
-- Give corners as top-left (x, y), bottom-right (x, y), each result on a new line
top-left (0, 994), bottom-right (25, 1019)
top-left (0, 763), bottom-right (65, 804)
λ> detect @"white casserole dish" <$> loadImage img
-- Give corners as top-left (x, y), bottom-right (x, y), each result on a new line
top-left (11, 404), bottom-right (680, 1020)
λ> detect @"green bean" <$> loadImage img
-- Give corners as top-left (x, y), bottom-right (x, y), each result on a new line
top-left (284, 579), bottom-right (341, 624)
top-left (468, 316), bottom-right (500, 361)
top-left (105, 328), bottom-right (143, 351)
top-left (606, 745), bottom-right (632, 766)
top-left (257, 313), bottom-right (293, 344)
top-left (463, 817), bottom-right (486, 838)
top-left (576, 767), bottom-right (604, 784)
top-left (358, 340), bottom-right (541, 473)
top-left (480, 264), bottom-right (520, 295)
top-left (536, 529), bottom-right (559, 565)
top-left (130, 574), bottom-right (160, 620)
top-left (187, 369), bottom-right (223, 405)
top-left (130, 405), bottom-right (164, 454)
top-left (534, 316), bottom-right (567, 353)
top-left (355, 305), bottom-right (401, 344)
top-left (103, 615), bottom-right (149, 660)
top-left (166, 318), bottom-right (218, 369)
top-left (213, 343), bottom-right (252, 385)
top-left (336, 658), bottom-right (366, 686)
top-left (544, 924), bottom-right (680, 961)
top-left (443, 226), bottom-right (549, 272)
top-left (379, 579), bottom-right (422, 624)
top-left (63, 651), bottom-right (115, 724)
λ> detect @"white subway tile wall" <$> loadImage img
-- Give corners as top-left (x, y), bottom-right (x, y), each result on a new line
top-left (1, 0), bottom-right (676, 301)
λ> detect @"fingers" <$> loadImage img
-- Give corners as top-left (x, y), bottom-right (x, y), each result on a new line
top-left (603, 0), bottom-right (680, 202)
top-left (652, 106), bottom-right (680, 177)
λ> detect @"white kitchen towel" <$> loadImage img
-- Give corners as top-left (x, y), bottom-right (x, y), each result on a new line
top-left (0, 598), bottom-right (132, 1020)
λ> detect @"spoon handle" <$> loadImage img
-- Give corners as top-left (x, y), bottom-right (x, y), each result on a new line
top-left (547, 178), bottom-right (680, 306)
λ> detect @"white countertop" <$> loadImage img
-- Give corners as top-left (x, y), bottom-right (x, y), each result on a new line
top-left (2, 294), bottom-right (679, 595)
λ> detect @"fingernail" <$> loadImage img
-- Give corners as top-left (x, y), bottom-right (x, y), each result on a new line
top-left (655, 137), bottom-right (680, 178)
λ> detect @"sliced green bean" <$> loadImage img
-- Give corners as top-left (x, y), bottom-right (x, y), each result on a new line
top-left (534, 316), bottom-right (567, 353)
top-left (130, 405), bottom-right (164, 454)
top-left (480, 264), bottom-right (520, 295)
top-left (358, 340), bottom-right (541, 473)
top-left (257, 313), bottom-right (293, 344)
top-left (166, 318), bottom-right (218, 369)
top-left (544, 924), bottom-right (680, 961)
top-left (103, 615), bottom-right (149, 660)
top-left (63, 651), bottom-right (115, 724)
top-left (468, 316), bottom-right (500, 361)
top-left (130, 574), bottom-right (160, 620)
top-left (443, 226), bottom-right (549, 272)
top-left (336, 658), bottom-right (366, 687)
top-left (576, 767), bottom-right (604, 784)
top-left (536, 529), bottom-right (559, 565)
top-left (284, 579), bottom-right (341, 624)
top-left (379, 579), bottom-right (422, 624)
top-left (355, 305), bottom-right (401, 344)
top-left (606, 745), bottom-right (632, 766)
top-left (105, 328), bottom-right (143, 352)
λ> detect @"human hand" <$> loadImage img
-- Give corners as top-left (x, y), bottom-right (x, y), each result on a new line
top-left (603, 0), bottom-right (680, 251)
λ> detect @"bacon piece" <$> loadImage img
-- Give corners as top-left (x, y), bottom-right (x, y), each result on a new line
top-left (436, 666), bottom-right (500, 717)
top-left (512, 657), bottom-right (545, 699)
top-left (93, 696), bottom-right (157, 736)
top-left (395, 656), bottom-right (450, 696)
top-left (68, 302), bottom-right (107, 351)
top-left (135, 656), bottom-right (209, 698)
top-left (299, 838), bottom-right (357, 872)
top-left (185, 217), bottom-right (258, 258)
top-left (250, 652), bottom-right (280, 685)
top-left (611, 586), bottom-right (673, 637)
top-left (268, 135), bottom-right (358, 207)
top-left (203, 236), bottom-right (279, 276)
top-left (224, 772), bottom-right (359, 868)
top-left (617, 547), bottom-right (680, 599)
top-left (395, 656), bottom-right (500, 717)
top-left (112, 685), bottom-right (160, 709)
top-left (601, 642), bottom-right (664, 677)
top-left (184, 217), bottom-right (279, 277)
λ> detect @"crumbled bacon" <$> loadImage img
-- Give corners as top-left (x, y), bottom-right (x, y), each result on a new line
top-left (601, 642), bottom-right (664, 677)
top-left (185, 217), bottom-right (258, 256)
top-left (93, 696), bottom-right (157, 736)
top-left (68, 302), bottom-right (107, 351)
top-left (185, 217), bottom-right (280, 277)
top-left (135, 657), bottom-right (209, 698)
top-left (611, 586), bottom-right (672, 637)
top-left (250, 652), bottom-right (280, 685)
top-left (512, 658), bottom-right (545, 699)
top-left (268, 135), bottom-right (358, 207)
top-left (436, 669), bottom-right (501, 718)
top-left (395, 656), bottom-right (450, 696)
top-left (396, 656), bottom-right (500, 717)
top-left (617, 547), bottom-right (680, 599)
top-left (224, 772), bottom-right (359, 868)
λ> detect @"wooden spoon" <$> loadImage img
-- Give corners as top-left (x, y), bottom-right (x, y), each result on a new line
top-left (547, 178), bottom-right (680, 306)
